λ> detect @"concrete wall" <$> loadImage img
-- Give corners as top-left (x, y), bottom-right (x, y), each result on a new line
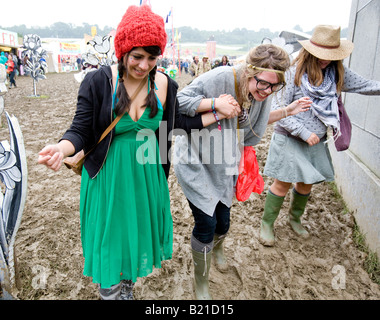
top-left (328, 0), bottom-right (380, 258)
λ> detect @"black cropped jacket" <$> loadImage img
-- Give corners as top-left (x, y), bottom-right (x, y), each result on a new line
top-left (61, 66), bottom-right (203, 179)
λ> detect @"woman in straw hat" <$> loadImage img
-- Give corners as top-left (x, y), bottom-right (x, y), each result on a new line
top-left (260, 25), bottom-right (380, 247)
top-left (38, 5), bottom-right (205, 300)
top-left (174, 43), bottom-right (312, 299)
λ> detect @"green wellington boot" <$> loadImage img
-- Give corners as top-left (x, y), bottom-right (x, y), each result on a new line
top-left (213, 234), bottom-right (228, 272)
top-left (259, 190), bottom-right (285, 247)
top-left (192, 249), bottom-right (212, 300)
top-left (288, 189), bottom-right (310, 238)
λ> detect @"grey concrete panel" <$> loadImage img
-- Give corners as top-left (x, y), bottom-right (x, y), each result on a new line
top-left (365, 96), bottom-right (380, 136)
top-left (331, 0), bottom-right (380, 259)
top-left (344, 93), bottom-right (369, 128)
top-left (349, 125), bottom-right (380, 177)
top-left (329, 141), bottom-right (380, 258)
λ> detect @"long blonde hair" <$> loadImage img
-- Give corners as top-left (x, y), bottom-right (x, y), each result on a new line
top-left (293, 48), bottom-right (345, 93)
top-left (239, 44), bottom-right (290, 107)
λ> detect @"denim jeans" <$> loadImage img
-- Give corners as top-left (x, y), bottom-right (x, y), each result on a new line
top-left (9, 71), bottom-right (16, 87)
top-left (188, 200), bottom-right (230, 244)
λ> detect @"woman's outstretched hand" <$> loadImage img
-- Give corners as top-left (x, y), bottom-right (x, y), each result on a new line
top-left (38, 144), bottom-right (64, 171)
top-left (287, 97), bottom-right (312, 116)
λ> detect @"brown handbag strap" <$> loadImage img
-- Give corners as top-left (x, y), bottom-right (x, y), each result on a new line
top-left (233, 67), bottom-right (260, 142)
top-left (232, 68), bottom-right (240, 103)
top-left (233, 68), bottom-right (241, 144)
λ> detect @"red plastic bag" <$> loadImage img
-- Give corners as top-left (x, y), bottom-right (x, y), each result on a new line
top-left (235, 146), bottom-right (264, 201)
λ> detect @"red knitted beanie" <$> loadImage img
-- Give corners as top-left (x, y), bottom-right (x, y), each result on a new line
top-left (114, 5), bottom-right (167, 60)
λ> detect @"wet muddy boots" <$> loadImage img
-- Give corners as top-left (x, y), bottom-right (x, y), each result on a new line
top-left (288, 189), bottom-right (310, 239)
top-left (213, 234), bottom-right (229, 272)
top-left (191, 233), bottom-right (229, 300)
top-left (259, 188), bottom-right (310, 246)
top-left (98, 280), bottom-right (134, 300)
top-left (191, 235), bottom-right (213, 300)
top-left (259, 189), bottom-right (284, 246)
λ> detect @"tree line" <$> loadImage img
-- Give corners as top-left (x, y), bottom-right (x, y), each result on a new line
top-left (1, 22), bottom-right (347, 47)
top-left (0, 23), bottom-right (114, 39)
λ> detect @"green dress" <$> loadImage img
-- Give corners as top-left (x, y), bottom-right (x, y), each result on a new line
top-left (79, 92), bottom-right (173, 289)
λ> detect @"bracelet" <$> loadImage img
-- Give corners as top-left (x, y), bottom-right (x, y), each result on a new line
top-left (282, 107), bottom-right (288, 118)
top-left (211, 98), bottom-right (222, 131)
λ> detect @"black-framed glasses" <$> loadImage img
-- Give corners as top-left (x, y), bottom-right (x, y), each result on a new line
top-left (254, 76), bottom-right (285, 92)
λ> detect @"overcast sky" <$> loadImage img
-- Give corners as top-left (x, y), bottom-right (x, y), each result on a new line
top-left (1, 0), bottom-right (353, 33)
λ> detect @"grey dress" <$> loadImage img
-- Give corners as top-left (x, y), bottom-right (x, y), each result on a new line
top-left (174, 65), bottom-right (270, 217)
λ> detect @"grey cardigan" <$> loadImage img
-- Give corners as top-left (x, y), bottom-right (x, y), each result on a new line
top-left (272, 65), bottom-right (380, 141)
top-left (174, 65), bottom-right (270, 216)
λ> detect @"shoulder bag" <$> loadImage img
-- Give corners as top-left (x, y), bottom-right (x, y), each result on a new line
top-left (333, 95), bottom-right (352, 151)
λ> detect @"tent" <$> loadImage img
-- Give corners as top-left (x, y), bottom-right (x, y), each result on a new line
top-left (41, 38), bottom-right (86, 73)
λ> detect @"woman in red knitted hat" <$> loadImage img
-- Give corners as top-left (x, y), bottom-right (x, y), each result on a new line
top-left (38, 5), bottom-right (206, 300)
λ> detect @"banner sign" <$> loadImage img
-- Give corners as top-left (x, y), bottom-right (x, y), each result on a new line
top-left (0, 29), bottom-right (19, 48)
top-left (59, 42), bottom-right (81, 54)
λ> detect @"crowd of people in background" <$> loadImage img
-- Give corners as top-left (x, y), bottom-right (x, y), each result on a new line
top-left (1, 43), bottom-right (233, 84)
top-left (188, 54), bottom-right (233, 77)
top-left (0, 50), bottom-right (37, 89)
top-left (1, 47), bottom-right (232, 92)
top-left (0, 51), bottom-right (24, 88)
top-left (157, 54), bottom-right (234, 79)
top-left (0, 49), bottom-right (53, 90)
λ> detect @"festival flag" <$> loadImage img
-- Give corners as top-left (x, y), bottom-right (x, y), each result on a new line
top-left (140, 0), bottom-right (151, 7)
top-left (166, 9), bottom-right (172, 24)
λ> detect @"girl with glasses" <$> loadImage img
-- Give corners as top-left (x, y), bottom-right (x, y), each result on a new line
top-left (173, 43), bottom-right (311, 299)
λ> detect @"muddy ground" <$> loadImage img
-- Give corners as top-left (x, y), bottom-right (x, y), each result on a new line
top-left (2, 71), bottom-right (379, 300)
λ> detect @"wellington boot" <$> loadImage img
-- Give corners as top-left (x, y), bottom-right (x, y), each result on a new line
top-left (192, 249), bottom-right (212, 300)
top-left (98, 283), bottom-right (121, 300)
top-left (213, 234), bottom-right (228, 272)
top-left (259, 190), bottom-right (285, 247)
top-left (120, 280), bottom-right (134, 300)
top-left (288, 189), bottom-right (310, 239)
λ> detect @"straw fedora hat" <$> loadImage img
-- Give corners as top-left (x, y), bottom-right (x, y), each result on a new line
top-left (298, 25), bottom-right (354, 61)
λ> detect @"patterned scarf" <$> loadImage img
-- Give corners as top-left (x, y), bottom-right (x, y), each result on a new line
top-left (300, 66), bottom-right (339, 131)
